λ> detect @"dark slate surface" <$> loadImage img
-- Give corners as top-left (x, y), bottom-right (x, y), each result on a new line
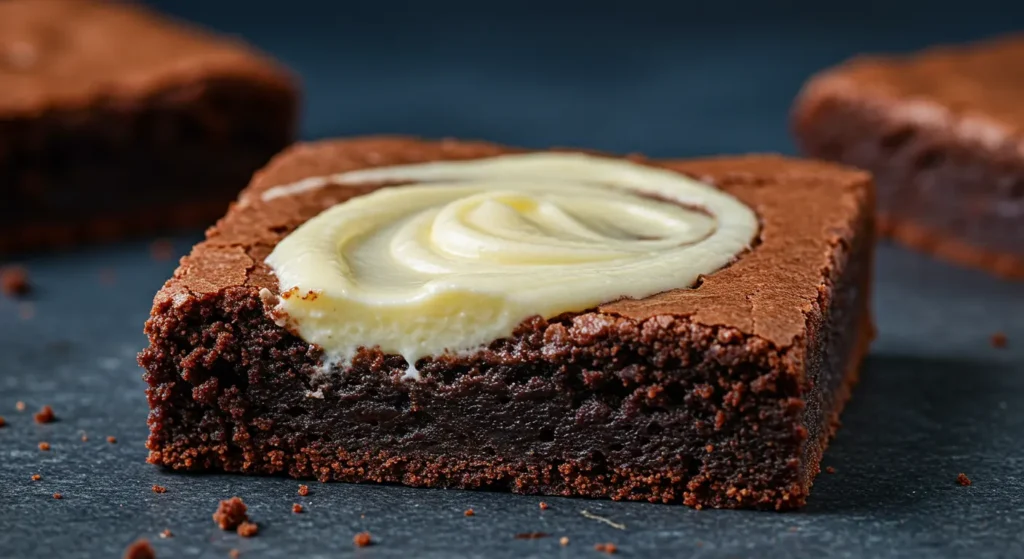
top-left (1, 1), bottom-right (1023, 557)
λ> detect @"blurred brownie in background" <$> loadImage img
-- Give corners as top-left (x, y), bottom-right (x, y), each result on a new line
top-left (793, 36), bottom-right (1024, 279)
top-left (0, 0), bottom-right (298, 253)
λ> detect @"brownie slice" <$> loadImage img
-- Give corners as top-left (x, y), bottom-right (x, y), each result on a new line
top-left (0, 0), bottom-right (297, 253)
top-left (139, 137), bottom-right (875, 510)
top-left (793, 35), bottom-right (1024, 279)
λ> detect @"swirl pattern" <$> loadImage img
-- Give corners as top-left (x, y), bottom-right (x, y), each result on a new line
top-left (264, 153), bottom-right (758, 377)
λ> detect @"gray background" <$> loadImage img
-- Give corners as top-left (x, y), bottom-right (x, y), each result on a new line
top-left (1, 1), bottom-right (1023, 557)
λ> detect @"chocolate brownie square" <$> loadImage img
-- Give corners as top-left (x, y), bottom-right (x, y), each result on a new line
top-left (793, 35), bottom-right (1024, 279)
top-left (139, 137), bottom-right (875, 510)
top-left (0, 0), bottom-right (297, 253)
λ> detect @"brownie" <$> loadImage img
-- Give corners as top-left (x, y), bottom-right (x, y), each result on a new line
top-left (0, 0), bottom-right (297, 253)
top-left (139, 137), bottom-right (875, 510)
top-left (793, 35), bottom-right (1024, 279)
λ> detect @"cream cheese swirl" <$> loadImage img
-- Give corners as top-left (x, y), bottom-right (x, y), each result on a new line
top-left (264, 153), bottom-right (758, 378)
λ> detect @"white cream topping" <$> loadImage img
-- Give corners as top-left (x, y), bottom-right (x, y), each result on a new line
top-left (264, 153), bottom-right (758, 379)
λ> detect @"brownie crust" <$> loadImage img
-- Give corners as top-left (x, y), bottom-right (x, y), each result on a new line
top-left (139, 138), bottom-right (874, 510)
top-left (0, 0), bottom-right (298, 253)
top-left (793, 35), bottom-right (1024, 279)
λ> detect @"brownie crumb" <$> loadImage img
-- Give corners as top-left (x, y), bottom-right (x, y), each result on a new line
top-left (152, 485), bottom-right (167, 494)
top-left (236, 521), bottom-right (259, 538)
top-left (150, 239), bottom-right (176, 262)
top-left (292, 503), bottom-right (303, 513)
top-left (464, 508), bottom-right (475, 517)
top-left (957, 473), bottom-right (972, 486)
top-left (594, 543), bottom-right (618, 554)
top-left (353, 532), bottom-right (373, 547)
top-left (33, 405), bottom-right (55, 424)
top-left (53, 493), bottom-right (62, 499)
top-left (107, 436), bottom-right (118, 444)
top-left (16, 401), bottom-right (26, 412)
top-left (297, 484), bottom-right (309, 496)
top-left (213, 497), bottom-right (248, 530)
top-left (38, 441), bottom-right (50, 451)
top-left (0, 416), bottom-right (5, 428)
top-left (159, 529), bottom-right (173, 539)
top-left (991, 332), bottom-right (1008, 349)
top-left (560, 537), bottom-right (570, 546)
top-left (826, 466), bottom-right (837, 474)
top-left (515, 532), bottom-right (549, 539)
top-left (539, 502), bottom-right (549, 510)
top-left (1, 266), bottom-right (31, 297)
top-left (122, 538), bottom-right (155, 559)
top-left (229, 550), bottom-right (240, 559)
top-left (31, 474), bottom-right (41, 481)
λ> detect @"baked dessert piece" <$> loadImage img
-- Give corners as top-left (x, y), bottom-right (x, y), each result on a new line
top-left (0, 0), bottom-right (297, 253)
top-left (793, 36), bottom-right (1024, 279)
top-left (139, 137), bottom-right (875, 510)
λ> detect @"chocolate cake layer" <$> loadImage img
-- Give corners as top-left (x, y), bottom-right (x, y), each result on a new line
top-left (139, 137), bottom-right (875, 510)
top-left (793, 36), bottom-right (1024, 279)
top-left (0, 0), bottom-right (297, 253)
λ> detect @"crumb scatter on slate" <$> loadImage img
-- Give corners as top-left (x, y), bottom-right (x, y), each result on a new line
top-left (152, 485), bottom-right (167, 494)
top-left (353, 532), bottom-right (373, 547)
top-left (236, 521), bottom-right (259, 538)
top-left (33, 405), bottom-right (55, 424)
top-left (1, 265), bottom-right (31, 297)
top-left (213, 497), bottom-right (248, 530)
top-left (957, 473), bottom-right (972, 486)
top-left (297, 484), bottom-right (309, 496)
top-left (122, 538), bottom-right (155, 559)
top-left (38, 441), bottom-right (50, 451)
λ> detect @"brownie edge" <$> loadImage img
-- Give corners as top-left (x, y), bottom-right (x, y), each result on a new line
top-left (140, 138), bottom-right (874, 510)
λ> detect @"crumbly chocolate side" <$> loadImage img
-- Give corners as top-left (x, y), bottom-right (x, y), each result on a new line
top-left (792, 47), bottom-right (1024, 279)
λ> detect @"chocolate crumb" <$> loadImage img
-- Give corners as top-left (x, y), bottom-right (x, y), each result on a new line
top-left (0, 416), bottom-right (5, 427)
top-left (353, 532), bottom-right (373, 547)
top-left (539, 502), bottom-right (549, 510)
top-left (16, 401), bottom-right (26, 412)
top-left (122, 538), bottom-right (155, 559)
top-left (107, 436), bottom-right (117, 444)
top-left (595, 543), bottom-right (618, 554)
top-left (991, 332), bottom-right (1008, 349)
top-left (150, 239), bottom-right (176, 262)
top-left (292, 503), bottom-right (303, 513)
top-left (31, 474), bottom-right (41, 481)
top-left (957, 473), bottom-right (972, 486)
top-left (560, 536), bottom-right (570, 546)
top-left (33, 405), bottom-right (55, 424)
top-left (515, 532), bottom-right (549, 539)
top-left (229, 550), bottom-right (240, 559)
top-left (464, 508), bottom-right (475, 517)
top-left (1, 266), bottom-right (31, 297)
top-left (38, 441), bottom-right (50, 451)
top-left (53, 493), bottom-right (62, 499)
top-left (213, 497), bottom-right (248, 530)
top-left (159, 529), bottom-right (173, 539)
top-left (825, 466), bottom-right (836, 474)
top-left (152, 485), bottom-right (167, 494)
top-left (236, 521), bottom-right (259, 538)
top-left (297, 484), bottom-right (309, 496)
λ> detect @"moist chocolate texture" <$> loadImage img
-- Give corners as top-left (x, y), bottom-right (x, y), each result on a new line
top-left (139, 137), bottom-right (875, 510)
top-left (793, 35), bottom-right (1024, 279)
top-left (0, 0), bottom-right (297, 253)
